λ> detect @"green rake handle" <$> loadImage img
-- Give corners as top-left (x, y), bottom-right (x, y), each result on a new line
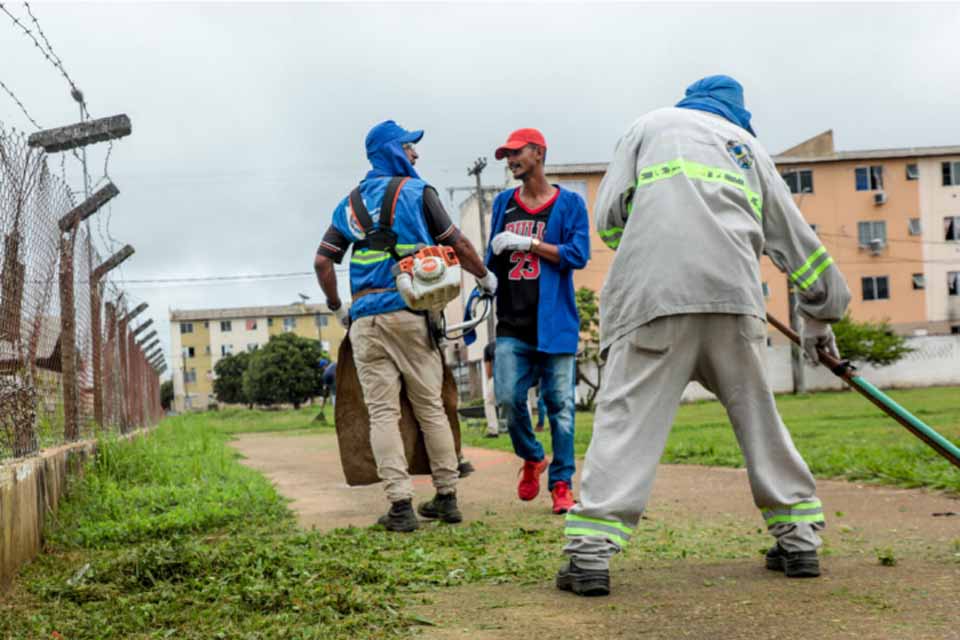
top-left (767, 313), bottom-right (960, 471)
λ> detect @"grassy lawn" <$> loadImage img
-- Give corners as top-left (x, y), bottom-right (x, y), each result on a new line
top-left (463, 386), bottom-right (960, 493)
top-left (2, 390), bottom-right (958, 638)
top-left (0, 410), bottom-right (568, 639)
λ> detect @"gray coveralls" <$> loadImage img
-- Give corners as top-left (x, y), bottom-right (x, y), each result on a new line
top-left (564, 107), bottom-right (851, 570)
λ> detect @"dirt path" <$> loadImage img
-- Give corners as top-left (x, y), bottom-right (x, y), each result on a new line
top-left (231, 432), bottom-right (960, 639)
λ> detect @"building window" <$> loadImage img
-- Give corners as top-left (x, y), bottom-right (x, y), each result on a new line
top-left (267, 317), bottom-right (274, 327)
top-left (283, 317), bottom-right (297, 332)
top-left (949, 271), bottom-right (959, 296)
top-left (906, 164), bottom-right (919, 180)
top-left (183, 346), bottom-right (195, 358)
top-left (857, 220), bottom-right (887, 248)
top-left (184, 368), bottom-right (197, 383)
top-left (220, 320), bottom-right (232, 332)
top-left (952, 325), bottom-right (960, 335)
top-left (908, 218), bottom-right (922, 235)
top-left (221, 344), bottom-right (234, 356)
top-left (180, 322), bottom-right (193, 334)
top-left (761, 282), bottom-right (770, 298)
top-left (246, 319), bottom-right (258, 331)
top-left (782, 169), bottom-right (813, 194)
top-left (855, 166), bottom-right (884, 191)
top-left (203, 321), bottom-right (209, 329)
top-left (945, 216), bottom-right (960, 241)
top-left (247, 343), bottom-right (258, 352)
top-left (862, 276), bottom-right (890, 301)
top-left (315, 314), bottom-right (328, 328)
top-left (912, 274), bottom-right (925, 290)
top-left (942, 161), bottom-right (960, 186)
top-left (205, 345), bottom-right (211, 355)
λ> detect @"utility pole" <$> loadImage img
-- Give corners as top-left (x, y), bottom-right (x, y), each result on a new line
top-left (467, 157), bottom-right (495, 343)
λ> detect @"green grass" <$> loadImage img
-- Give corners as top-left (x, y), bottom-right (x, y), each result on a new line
top-left (0, 411), bottom-right (570, 639)
top-left (463, 386), bottom-right (960, 493)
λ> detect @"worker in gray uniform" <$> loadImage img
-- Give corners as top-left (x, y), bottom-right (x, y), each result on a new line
top-left (557, 75), bottom-right (851, 597)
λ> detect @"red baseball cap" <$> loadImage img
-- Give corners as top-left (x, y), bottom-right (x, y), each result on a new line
top-left (495, 128), bottom-right (547, 160)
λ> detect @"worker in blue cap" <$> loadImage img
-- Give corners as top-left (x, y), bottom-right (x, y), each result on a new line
top-left (314, 120), bottom-right (496, 531)
top-left (556, 76), bottom-right (851, 596)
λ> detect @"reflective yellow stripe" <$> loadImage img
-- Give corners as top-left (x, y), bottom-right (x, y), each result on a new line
top-left (599, 227), bottom-right (622, 238)
top-left (350, 244), bottom-right (417, 265)
top-left (566, 513), bottom-right (633, 536)
top-left (765, 513), bottom-right (825, 526)
top-left (790, 247), bottom-right (833, 291)
top-left (790, 246), bottom-right (826, 282)
top-left (799, 256), bottom-right (834, 290)
top-left (635, 158), bottom-right (763, 221)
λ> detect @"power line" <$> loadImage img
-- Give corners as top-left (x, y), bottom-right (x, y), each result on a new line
top-left (121, 268), bottom-right (350, 288)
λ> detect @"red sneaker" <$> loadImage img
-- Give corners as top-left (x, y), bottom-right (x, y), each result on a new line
top-left (551, 481), bottom-right (575, 514)
top-left (517, 459), bottom-right (548, 501)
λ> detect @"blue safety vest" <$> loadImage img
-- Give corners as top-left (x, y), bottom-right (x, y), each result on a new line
top-left (330, 176), bottom-right (435, 320)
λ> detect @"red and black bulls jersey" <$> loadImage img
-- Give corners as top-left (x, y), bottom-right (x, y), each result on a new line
top-left (491, 187), bottom-right (558, 346)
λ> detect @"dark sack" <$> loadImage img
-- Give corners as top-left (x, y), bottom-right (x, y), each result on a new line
top-left (334, 335), bottom-right (462, 486)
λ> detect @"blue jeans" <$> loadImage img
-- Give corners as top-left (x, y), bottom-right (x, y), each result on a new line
top-left (494, 337), bottom-right (576, 490)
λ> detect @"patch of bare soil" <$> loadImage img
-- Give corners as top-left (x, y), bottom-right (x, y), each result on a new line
top-left (231, 432), bottom-right (960, 639)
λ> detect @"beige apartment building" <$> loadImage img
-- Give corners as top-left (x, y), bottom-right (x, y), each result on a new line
top-left (169, 303), bottom-right (344, 411)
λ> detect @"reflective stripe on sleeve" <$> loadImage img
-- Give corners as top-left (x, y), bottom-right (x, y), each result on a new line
top-left (789, 247), bottom-right (834, 290)
top-left (599, 227), bottom-right (623, 250)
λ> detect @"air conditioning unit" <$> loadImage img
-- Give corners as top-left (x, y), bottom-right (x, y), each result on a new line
top-left (874, 192), bottom-right (887, 205)
top-left (868, 238), bottom-right (886, 255)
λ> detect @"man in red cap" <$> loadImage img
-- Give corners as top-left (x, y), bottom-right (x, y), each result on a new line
top-left (484, 128), bottom-right (591, 515)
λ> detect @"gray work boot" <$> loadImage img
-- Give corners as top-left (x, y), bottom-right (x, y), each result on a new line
top-left (765, 544), bottom-right (820, 578)
top-left (417, 492), bottom-right (463, 523)
top-left (556, 559), bottom-right (610, 597)
top-left (376, 499), bottom-right (419, 532)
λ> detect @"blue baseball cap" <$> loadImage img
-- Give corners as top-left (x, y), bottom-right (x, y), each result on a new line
top-left (365, 120), bottom-right (424, 155)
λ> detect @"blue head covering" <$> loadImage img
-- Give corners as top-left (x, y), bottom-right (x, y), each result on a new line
top-left (364, 120), bottom-right (424, 181)
top-left (675, 75), bottom-right (756, 137)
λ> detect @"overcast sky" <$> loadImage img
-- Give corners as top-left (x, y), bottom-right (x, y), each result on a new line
top-left (2, 1), bottom-right (958, 373)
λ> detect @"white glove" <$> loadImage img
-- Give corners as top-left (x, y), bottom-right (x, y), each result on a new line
top-left (801, 318), bottom-right (839, 366)
top-left (491, 231), bottom-right (532, 255)
top-left (477, 270), bottom-right (498, 296)
top-left (332, 303), bottom-right (350, 329)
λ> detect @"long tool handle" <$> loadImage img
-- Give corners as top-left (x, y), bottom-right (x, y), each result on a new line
top-left (766, 313), bottom-right (960, 470)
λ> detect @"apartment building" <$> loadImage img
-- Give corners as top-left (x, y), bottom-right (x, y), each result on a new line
top-left (169, 303), bottom-right (344, 411)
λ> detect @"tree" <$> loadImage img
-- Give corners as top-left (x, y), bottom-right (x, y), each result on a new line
top-left (242, 333), bottom-right (326, 408)
top-left (575, 287), bottom-right (603, 410)
top-left (213, 351), bottom-right (252, 405)
top-left (832, 314), bottom-right (913, 367)
top-left (160, 379), bottom-right (174, 412)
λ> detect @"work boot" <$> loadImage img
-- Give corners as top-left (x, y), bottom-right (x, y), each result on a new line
top-left (417, 492), bottom-right (463, 523)
top-left (376, 499), bottom-right (419, 532)
top-left (556, 559), bottom-right (610, 597)
top-left (765, 544), bottom-right (820, 578)
top-left (517, 459), bottom-right (549, 501)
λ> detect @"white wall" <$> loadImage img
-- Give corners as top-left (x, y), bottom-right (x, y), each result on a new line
top-left (918, 158), bottom-right (960, 328)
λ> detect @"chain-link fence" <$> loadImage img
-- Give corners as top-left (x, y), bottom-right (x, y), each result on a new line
top-left (0, 126), bottom-right (161, 463)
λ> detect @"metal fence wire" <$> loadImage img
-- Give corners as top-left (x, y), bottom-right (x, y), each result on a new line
top-left (0, 125), bottom-right (161, 462)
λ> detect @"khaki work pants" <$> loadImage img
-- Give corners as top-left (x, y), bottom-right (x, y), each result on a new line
top-left (565, 314), bottom-right (824, 570)
top-left (351, 310), bottom-right (458, 502)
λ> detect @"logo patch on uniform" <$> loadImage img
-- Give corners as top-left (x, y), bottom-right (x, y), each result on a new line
top-left (346, 200), bottom-right (380, 240)
top-left (726, 140), bottom-right (755, 170)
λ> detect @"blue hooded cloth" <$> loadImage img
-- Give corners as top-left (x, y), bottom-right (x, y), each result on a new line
top-left (675, 75), bottom-right (756, 137)
top-left (364, 120), bottom-right (424, 181)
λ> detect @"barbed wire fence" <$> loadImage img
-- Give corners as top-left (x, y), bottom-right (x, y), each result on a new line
top-left (0, 3), bottom-right (161, 463)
